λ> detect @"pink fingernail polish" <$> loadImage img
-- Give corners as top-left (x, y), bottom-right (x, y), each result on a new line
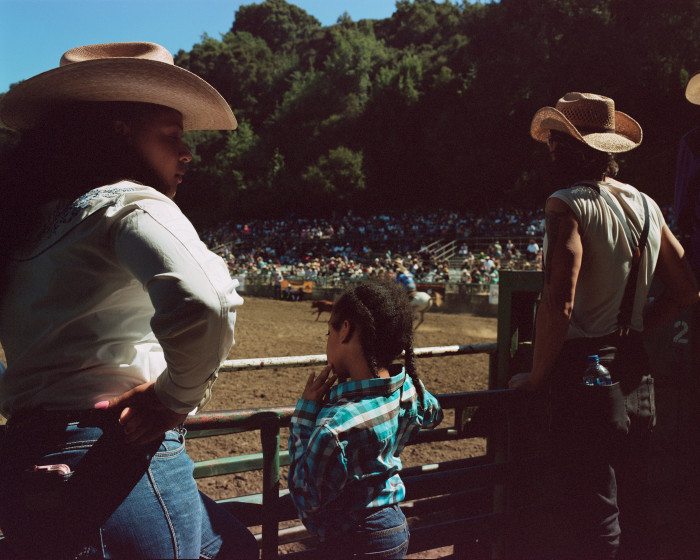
top-left (94, 401), bottom-right (109, 409)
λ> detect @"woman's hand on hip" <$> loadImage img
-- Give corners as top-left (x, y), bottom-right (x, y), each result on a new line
top-left (95, 382), bottom-right (188, 445)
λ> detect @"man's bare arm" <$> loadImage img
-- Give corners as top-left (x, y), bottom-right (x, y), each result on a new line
top-left (510, 197), bottom-right (581, 390)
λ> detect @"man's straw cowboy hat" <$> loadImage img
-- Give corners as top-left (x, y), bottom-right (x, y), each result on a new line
top-left (0, 42), bottom-right (237, 131)
top-left (530, 92), bottom-right (642, 153)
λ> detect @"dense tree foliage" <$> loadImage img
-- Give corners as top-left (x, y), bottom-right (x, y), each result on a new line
top-left (3, 0), bottom-right (700, 226)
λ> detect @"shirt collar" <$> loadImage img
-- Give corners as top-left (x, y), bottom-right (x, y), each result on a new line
top-left (329, 364), bottom-right (406, 402)
top-left (17, 182), bottom-right (146, 259)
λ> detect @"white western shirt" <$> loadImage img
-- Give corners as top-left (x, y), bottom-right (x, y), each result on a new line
top-left (0, 182), bottom-right (242, 416)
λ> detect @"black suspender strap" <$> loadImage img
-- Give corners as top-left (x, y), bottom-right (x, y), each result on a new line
top-left (581, 181), bottom-right (650, 334)
top-left (614, 192), bottom-right (649, 334)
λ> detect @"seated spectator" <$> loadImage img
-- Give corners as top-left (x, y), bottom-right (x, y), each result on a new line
top-left (493, 240), bottom-right (503, 258)
top-left (526, 238), bottom-right (540, 261)
top-left (273, 267), bottom-right (284, 299)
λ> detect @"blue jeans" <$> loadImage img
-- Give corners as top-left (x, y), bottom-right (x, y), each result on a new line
top-left (317, 504), bottom-right (409, 559)
top-left (0, 418), bottom-right (258, 559)
top-left (551, 333), bottom-right (656, 560)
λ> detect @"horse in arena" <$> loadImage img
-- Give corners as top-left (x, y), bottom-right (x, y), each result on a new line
top-left (410, 291), bottom-right (442, 330)
top-left (311, 300), bottom-right (334, 321)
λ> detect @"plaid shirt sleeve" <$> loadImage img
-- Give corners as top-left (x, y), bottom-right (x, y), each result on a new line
top-left (288, 398), bottom-right (349, 525)
top-left (420, 383), bottom-right (444, 429)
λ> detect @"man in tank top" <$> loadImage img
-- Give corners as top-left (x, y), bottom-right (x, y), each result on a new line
top-left (509, 93), bottom-right (698, 560)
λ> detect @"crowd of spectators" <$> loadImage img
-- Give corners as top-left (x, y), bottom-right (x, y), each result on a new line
top-left (199, 205), bottom-right (675, 290)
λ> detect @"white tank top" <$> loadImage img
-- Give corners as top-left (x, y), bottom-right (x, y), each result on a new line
top-left (545, 181), bottom-right (665, 338)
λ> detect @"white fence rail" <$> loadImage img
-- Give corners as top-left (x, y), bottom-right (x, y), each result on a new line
top-left (219, 343), bottom-right (497, 372)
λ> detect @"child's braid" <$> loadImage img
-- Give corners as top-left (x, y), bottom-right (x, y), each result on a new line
top-left (339, 289), bottom-right (379, 377)
top-left (403, 345), bottom-right (425, 403)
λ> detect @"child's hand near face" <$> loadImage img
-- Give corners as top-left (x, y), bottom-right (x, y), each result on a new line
top-left (301, 364), bottom-right (338, 403)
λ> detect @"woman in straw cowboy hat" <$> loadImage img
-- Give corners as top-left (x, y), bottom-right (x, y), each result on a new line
top-left (508, 92), bottom-right (698, 559)
top-left (0, 43), bottom-right (258, 558)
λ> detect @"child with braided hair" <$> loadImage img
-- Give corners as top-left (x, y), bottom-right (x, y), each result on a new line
top-left (288, 281), bottom-right (443, 559)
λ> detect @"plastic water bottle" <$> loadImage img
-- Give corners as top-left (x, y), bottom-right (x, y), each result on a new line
top-left (582, 355), bottom-right (612, 386)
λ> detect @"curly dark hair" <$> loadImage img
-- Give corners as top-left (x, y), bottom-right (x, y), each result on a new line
top-left (329, 280), bottom-right (424, 401)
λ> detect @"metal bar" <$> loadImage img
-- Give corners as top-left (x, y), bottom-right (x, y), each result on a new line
top-left (413, 343), bottom-right (497, 357)
top-left (185, 407), bottom-right (295, 433)
top-left (491, 270), bottom-right (543, 560)
top-left (194, 453), bottom-right (264, 478)
top-left (260, 414), bottom-right (281, 560)
top-left (220, 354), bottom-right (327, 371)
top-left (218, 343), bottom-right (497, 372)
top-left (186, 392), bottom-right (513, 442)
top-left (193, 451), bottom-right (292, 479)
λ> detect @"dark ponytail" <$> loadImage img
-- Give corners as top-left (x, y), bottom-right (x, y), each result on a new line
top-left (403, 345), bottom-right (424, 403)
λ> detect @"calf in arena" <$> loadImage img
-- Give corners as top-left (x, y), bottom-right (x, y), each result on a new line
top-left (311, 300), bottom-right (334, 321)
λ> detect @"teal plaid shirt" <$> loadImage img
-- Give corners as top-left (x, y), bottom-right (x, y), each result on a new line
top-left (288, 365), bottom-right (443, 537)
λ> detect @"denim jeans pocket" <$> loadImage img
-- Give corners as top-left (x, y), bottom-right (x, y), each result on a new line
top-left (152, 429), bottom-right (187, 458)
top-left (351, 505), bottom-right (410, 558)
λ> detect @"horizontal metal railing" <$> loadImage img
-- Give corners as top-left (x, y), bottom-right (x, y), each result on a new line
top-left (217, 342), bottom-right (497, 372)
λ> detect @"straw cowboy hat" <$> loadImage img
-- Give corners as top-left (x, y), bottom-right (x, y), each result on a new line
top-left (685, 71), bottom-right (700, 105)
top-left (530, 92), bottom-right (642, 153)
top-left (0, 42), bottom-right (237, 131)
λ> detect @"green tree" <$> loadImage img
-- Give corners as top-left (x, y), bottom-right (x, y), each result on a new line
top-left (263, 23), bottom-right (390, 187)
top-left (7, 0), bottom-right (700, 222)
top-left (359, 50), bottom-right (431, 210)
top-left (175, 31), bottom-right (280, 129)
top-left (375, 0), bottom-right (461, 50)
top-left (300, 146), bottom-right (366, 213)
top-left (232, 0), bottom-right (321, 52)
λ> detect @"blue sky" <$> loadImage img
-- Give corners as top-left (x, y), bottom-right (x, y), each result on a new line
top-left (0, 0), bottom-right (403, 93)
